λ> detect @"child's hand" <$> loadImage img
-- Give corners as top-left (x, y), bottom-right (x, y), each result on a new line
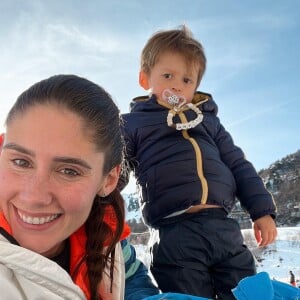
top-left (253, 215), bottom-right (277, 247)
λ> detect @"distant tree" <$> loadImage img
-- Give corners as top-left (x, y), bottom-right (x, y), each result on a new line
top-left (127, 195), bottom-right (139, 211)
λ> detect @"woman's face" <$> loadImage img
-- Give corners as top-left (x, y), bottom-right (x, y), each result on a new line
top-left (0, 104), bottom-right (118, 257)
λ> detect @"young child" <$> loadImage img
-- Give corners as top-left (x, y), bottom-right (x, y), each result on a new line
top-left (120, 26), bottom-right (277, 300)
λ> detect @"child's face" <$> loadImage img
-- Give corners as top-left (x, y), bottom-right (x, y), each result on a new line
top-left (140, 51), bottom-right (200, 103)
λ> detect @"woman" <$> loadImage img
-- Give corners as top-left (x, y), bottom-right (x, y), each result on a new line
top-left (0, 74), bottom-right (159, 299)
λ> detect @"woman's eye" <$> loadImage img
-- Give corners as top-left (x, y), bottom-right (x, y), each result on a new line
top-left (13, 159), bottom-right (31, 168)
top-left (60, 168), bottom-right (80, 177)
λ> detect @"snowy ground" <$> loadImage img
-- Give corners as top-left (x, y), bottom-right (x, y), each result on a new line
top-left (134, 227), bottom-right (300, 286)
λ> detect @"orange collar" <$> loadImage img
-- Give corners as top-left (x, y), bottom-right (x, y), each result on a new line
top-left (0, 213), bottom-right (12, 234)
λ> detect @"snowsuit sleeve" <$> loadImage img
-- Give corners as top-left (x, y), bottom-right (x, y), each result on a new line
top-left (210, 118), bottom-right (276, 221)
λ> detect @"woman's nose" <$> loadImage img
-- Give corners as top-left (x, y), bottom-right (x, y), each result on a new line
top-left (20, 173), bottom-right (53, 206)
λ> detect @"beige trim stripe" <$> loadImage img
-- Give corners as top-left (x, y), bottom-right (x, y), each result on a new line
top-left (179, 112), bottom-right (208, 204)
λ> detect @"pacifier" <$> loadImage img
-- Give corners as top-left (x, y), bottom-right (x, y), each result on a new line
top-left (162, 89), bottom-right (186, 109)
top-left (164, 89), bottom-right (204, 130)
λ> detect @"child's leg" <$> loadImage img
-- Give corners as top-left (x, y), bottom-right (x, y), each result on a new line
top-left (151, 263), bottom-right (214, 298)
top-left (212, 246), bottom-right (255, 299)
top-left (211, 218), bottom-right (256, 300)
top-left (150, 213), bottom-right (218, 298)
top-left (150, 209), bottom-right (255, 299)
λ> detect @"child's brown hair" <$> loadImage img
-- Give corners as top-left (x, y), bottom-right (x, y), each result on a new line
top-left (140, 25), bottom-right (206, 87)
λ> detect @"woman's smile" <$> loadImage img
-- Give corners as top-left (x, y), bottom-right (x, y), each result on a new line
top-left (17, 208), bottom-right (61, 225)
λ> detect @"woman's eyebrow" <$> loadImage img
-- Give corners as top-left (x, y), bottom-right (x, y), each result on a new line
top-left (53, 157), bottom-right (92, 170)
top-left (3, 143), bottom-right (34, 156)
top-left (3, 142), bottom-right (92, 170)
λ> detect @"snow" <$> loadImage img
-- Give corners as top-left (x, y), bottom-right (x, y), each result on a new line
top-left (134, 227), bottom-right (300, 286)
top-left (126, 209), bottom-right (142, 222)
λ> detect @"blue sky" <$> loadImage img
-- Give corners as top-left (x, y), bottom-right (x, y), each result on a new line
top-left (1, 1), bottom-right (299, 192)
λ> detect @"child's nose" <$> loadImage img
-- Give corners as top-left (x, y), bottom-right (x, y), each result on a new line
top-left (171, 86), bottom-right (182, 93)
top-left (171, 78), bottom-right (184, 93)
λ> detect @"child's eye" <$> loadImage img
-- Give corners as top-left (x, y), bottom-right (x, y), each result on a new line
top-left (183, 77), bottom-right (192, 84)
top-left (59, 168), bottom-right (80, 177)
top-left (13, 159), bottom-right (31, 168)
top-left (163, 74), bottom-right (172, 79)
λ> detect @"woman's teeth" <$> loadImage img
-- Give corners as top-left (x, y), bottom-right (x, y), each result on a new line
top-left (18, 211), bottom-right (59, 225)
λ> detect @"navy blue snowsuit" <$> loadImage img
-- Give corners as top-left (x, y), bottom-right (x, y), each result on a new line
top-left (121, 92), bottom-right (277, 299)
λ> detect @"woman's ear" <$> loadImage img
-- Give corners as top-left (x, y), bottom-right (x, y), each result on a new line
top-left (97, 165), bottom-right (121, 197)
top-left (139, 71), bottom-right (150, 90)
